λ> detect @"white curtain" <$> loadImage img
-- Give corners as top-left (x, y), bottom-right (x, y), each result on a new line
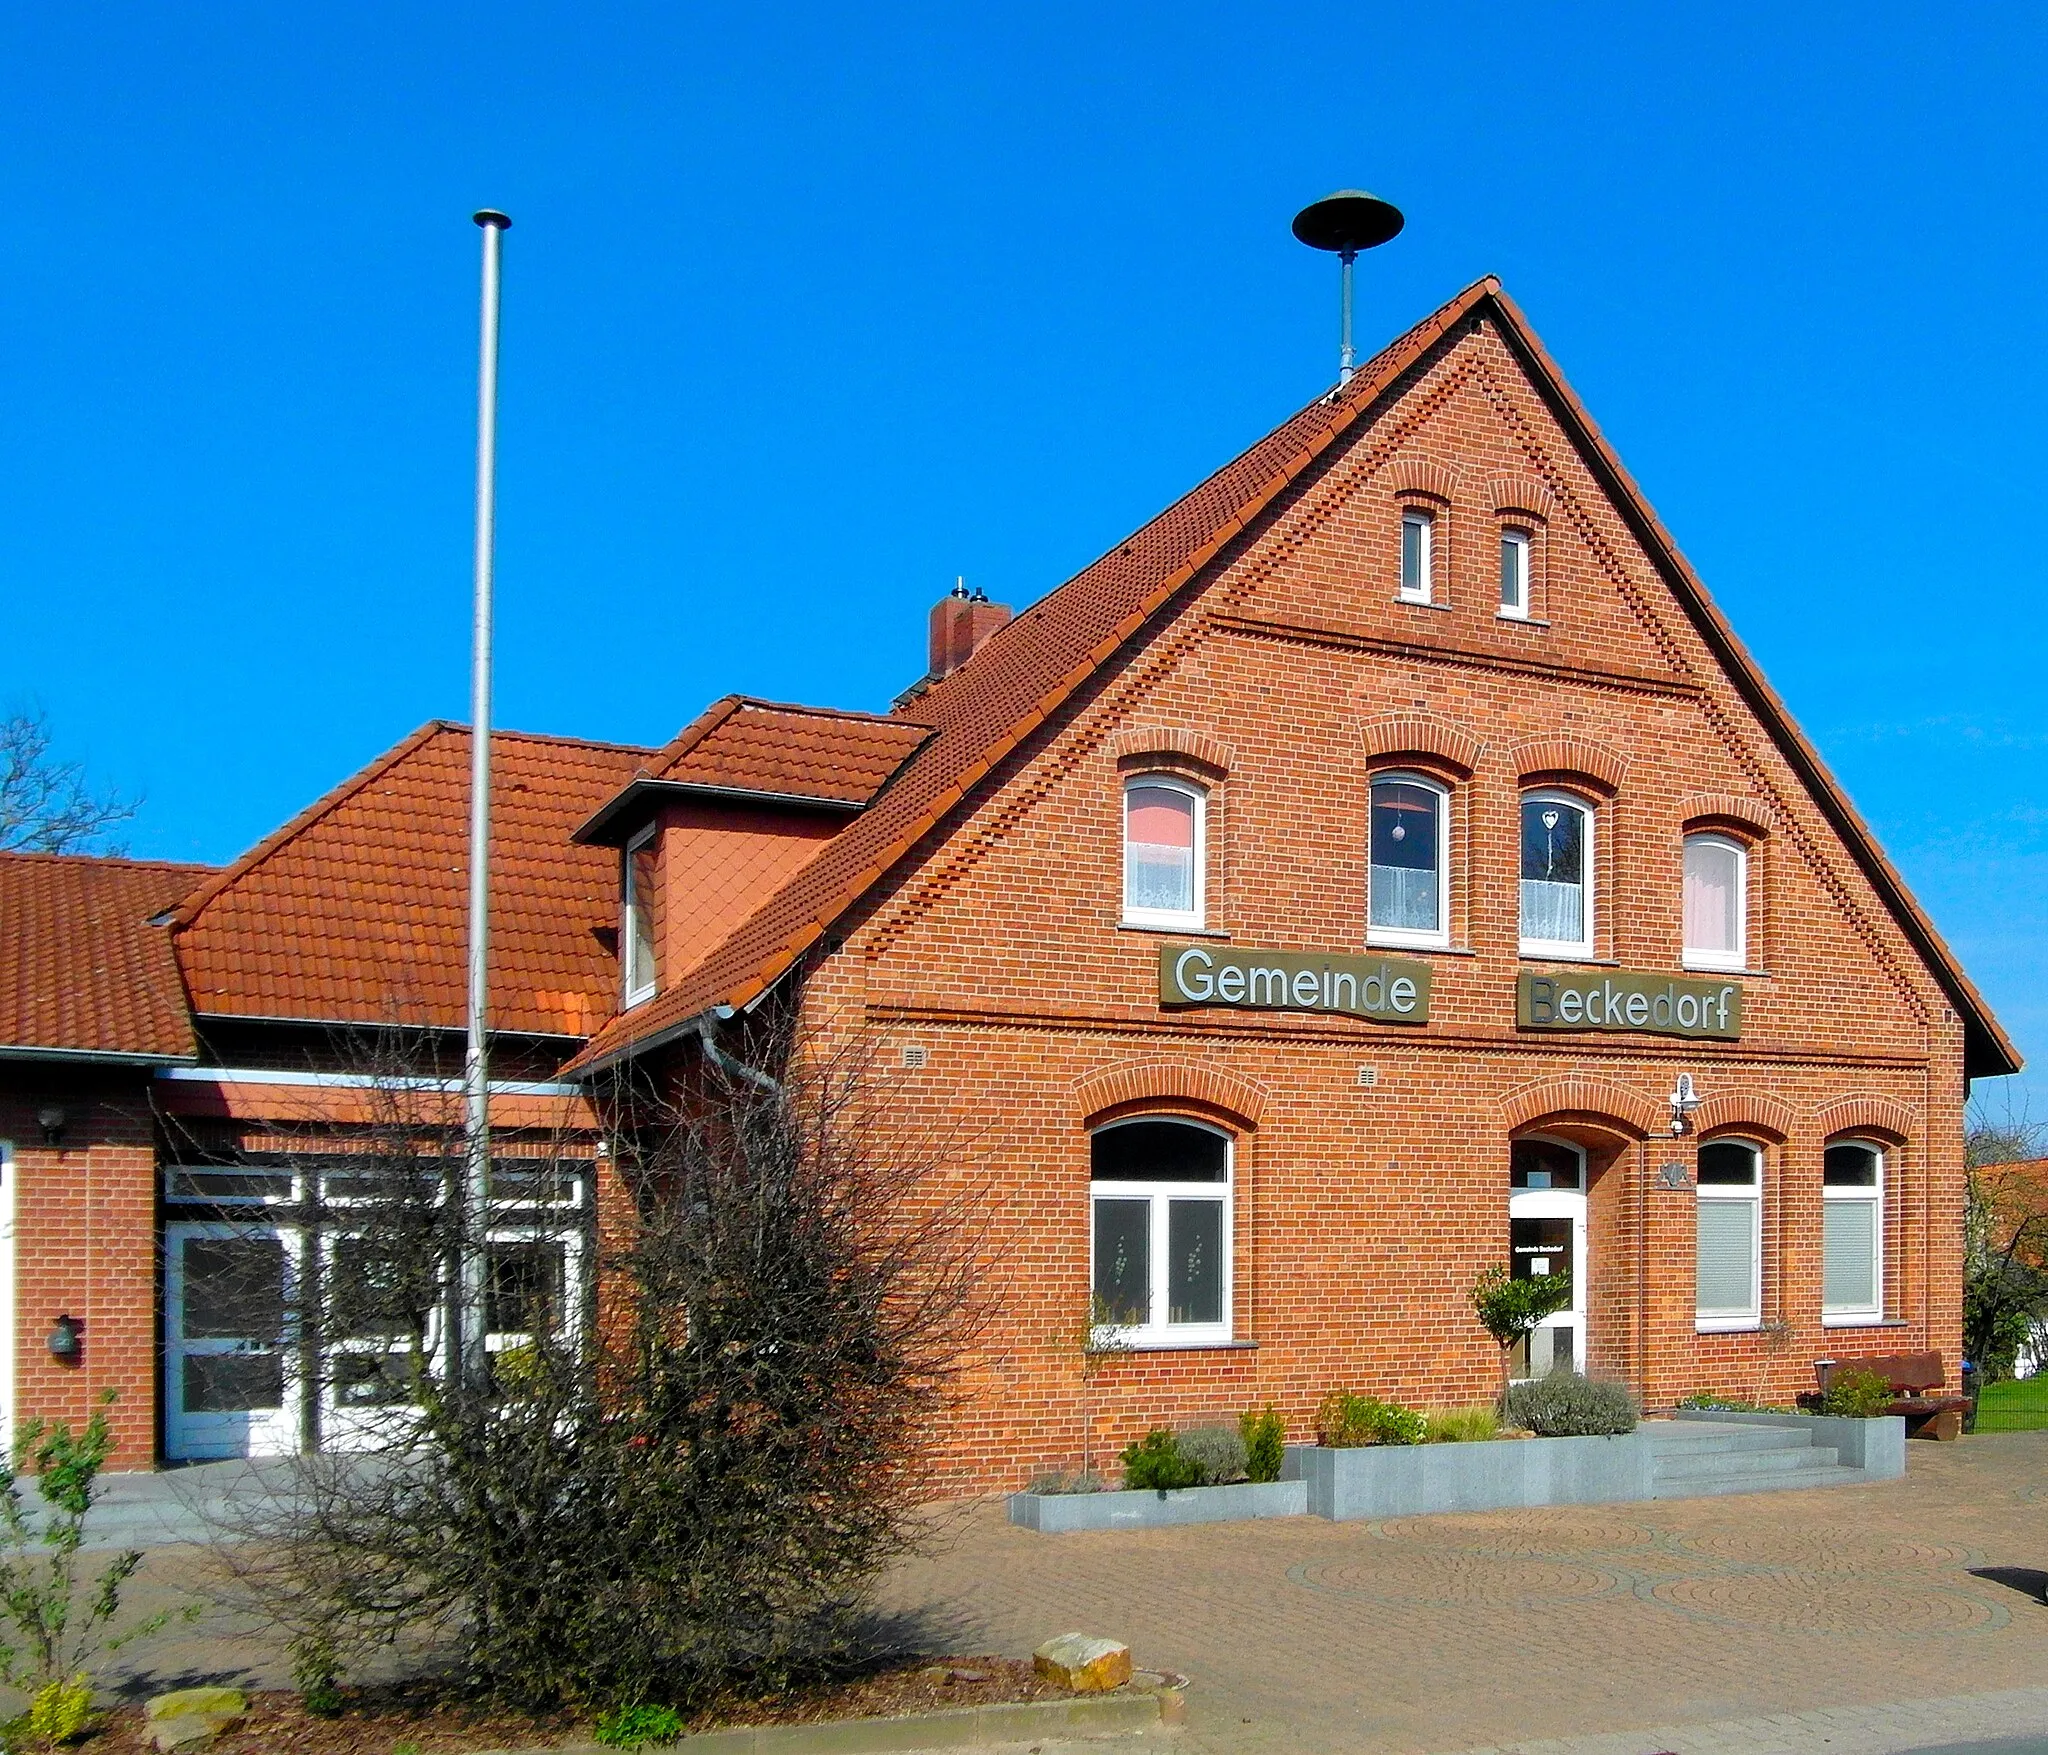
top-left (1371, 863), bottom-right (1437, 932)
top-left (1684, 839), bottom-right (1740, 956)
top-left (1521, 878), bottom-right (1583, 944)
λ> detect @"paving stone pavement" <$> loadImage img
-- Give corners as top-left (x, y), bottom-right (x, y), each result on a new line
top-left (875, 1432), bottom-right (2048, 1754)
top-left (88, 1433), bottom-right (2048, 1753)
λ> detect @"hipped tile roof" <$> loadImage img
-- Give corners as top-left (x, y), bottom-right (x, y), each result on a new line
top-left (174, 724), bottom-right (651, 1039)
top-left (565, 276), bottom-right (2019, 1080)
top-left (0, 853), bottom-right (211, 1060)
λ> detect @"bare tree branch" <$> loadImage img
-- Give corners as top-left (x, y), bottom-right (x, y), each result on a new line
top-left (0, 705), bottom-right (139, 855)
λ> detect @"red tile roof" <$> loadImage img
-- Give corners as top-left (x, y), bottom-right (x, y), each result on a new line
top-left (0, 852), bottom-right (211, 1061)
top-left (173, 724), bottom-right (652, 1039)
top-left (565, 275), bottom-right (2019, 1081)
top-left (650, 698), bottom-right (932, 805)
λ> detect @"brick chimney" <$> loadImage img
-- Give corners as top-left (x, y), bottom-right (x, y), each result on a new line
top-left (927, 579), bottom-right (1012, 681)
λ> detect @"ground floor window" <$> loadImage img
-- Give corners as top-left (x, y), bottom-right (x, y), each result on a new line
top-left (1090, 1118), bottom-right (1231, 1347)
top-left (1696, 1139), bottom-right (1762, 1329)
top-left (162, 1150), bottom-right (590, 1461)
top-left (1823, 1141), bottom-right (1885, 1324)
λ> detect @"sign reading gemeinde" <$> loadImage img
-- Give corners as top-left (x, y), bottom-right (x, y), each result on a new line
top-left (1160, 945), bottom-right (1431, 1023)
top-left (1517, 970), bottom-right (1741, 1040)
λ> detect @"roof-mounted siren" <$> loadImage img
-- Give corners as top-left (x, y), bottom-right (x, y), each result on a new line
top-left (1291, 190), bottom-right (1404, 386)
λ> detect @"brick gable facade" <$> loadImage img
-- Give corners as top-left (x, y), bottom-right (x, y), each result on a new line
top-left (742, 300), bottom-right (1984, 1488)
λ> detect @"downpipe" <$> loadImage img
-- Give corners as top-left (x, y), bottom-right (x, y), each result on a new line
top-left (697, 1006), bottom-right (782, 1096)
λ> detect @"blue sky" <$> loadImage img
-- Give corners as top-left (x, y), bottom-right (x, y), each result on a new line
top-left (2, 3), bottom-right (2042, 1109)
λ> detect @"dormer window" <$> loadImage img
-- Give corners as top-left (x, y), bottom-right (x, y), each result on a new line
top-left (1399, 509), bottom-right (1435, 604)
top-left (622, 825), bottom-right (660, 1006)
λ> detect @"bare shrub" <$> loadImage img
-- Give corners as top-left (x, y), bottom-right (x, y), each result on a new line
top-left (216, 1024), bottom-right (989, 1714)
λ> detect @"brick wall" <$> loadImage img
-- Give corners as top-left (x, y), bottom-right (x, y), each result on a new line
top-left (761, 310), bottom-right (1970, 1493)
top-left (0, 1067), bottom-right (160, 1468)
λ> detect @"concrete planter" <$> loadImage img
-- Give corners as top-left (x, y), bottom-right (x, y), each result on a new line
top-left (1008, 1477), bottom-right (1307, 1532)
top-left (1671, 1408), bottom-right (1906, 1478)
top-left (1301, 1433), bottom-right (1654, 1521)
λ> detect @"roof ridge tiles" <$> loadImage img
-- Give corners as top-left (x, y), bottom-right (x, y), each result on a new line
top-left (0, 849), bottom-right (214, 874)
top-left (728, 696), bottom-right (930, 726)
top-left (481, 725), bottom-right (663, 755)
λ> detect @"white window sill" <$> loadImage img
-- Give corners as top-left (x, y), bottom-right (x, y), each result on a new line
top-left (1496, 610), bottom-right (1550, 627)
top-left (1518, 948), bottom-right (1609, 964)
top-left (1091, 1331), bottom-right (1244, 1352)
top-left (1395, 594), bottom-right (1452, 611)
top-left (1368, 939), bottom-right (1475, 957)
top-left (1696, 1317), bottom-right (1762, 1333)
top-left (1821, 1313), bottom-right (1899, 1329)
top-left (1367, 933), bottom-right (1452, 954)
top-left (1118, 920), bottom-right (1228, 938)
top-left (1684, 962), bottom-right (1768, 978)
top-left (623, 986), bottom-right (657, 1011)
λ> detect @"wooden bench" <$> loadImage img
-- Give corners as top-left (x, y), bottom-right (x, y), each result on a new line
top-left (1803, 1351), bottom-right (1969, 1440)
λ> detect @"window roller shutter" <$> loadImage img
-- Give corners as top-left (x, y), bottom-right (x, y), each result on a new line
top-left (1824, 1201), bottom-right (1878, 1310)
top-left (1696, 1199), bottom-right (1757, 1317)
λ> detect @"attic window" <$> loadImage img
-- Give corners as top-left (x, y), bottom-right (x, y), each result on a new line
top-left (622, 825), bottom-right (660, 1007)
top-left (1399, 510), bottom-right (1435, 604)
top-left (1499, 528), bottom-right (1531, 619)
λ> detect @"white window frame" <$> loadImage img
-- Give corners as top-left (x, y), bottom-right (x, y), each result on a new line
top-left (1089, 1118), bottom-right (1233, 1350)
top-left (622, 823), bottom-right (659, 1007)
top-left (1498, 526), bottom-right (1531, 620)
top-left (1367, 770), bottom-right (1451, 951)
top-left (1519, 789), bottom-right (1596, 960)
top-left (1399, 508), bottom-right (1435, 604)
top-left (1682, 832), bottom-right (1748, 972)
top-left (1121, 773), bottom-right (1207, 931)
top-left (1822, 1140), bottom-right (1886, 1327)
top-left (1695, 1138), bottom-right (1763, 1332)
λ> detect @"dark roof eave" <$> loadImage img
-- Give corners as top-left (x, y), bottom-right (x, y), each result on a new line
top-left (572, 778), bottom-right (867, 847)
top-left (0, 1042), bottom-right (198, 1068)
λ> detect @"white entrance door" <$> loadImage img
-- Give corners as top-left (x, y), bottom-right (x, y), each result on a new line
top-left (164, 1223), bottom-right (301, 1459)
top-left (1508, 1137), bottom-right (1587, 1379)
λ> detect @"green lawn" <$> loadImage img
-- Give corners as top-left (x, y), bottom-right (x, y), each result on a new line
top-left (1976, 1376), bottom-right (2048, 1432)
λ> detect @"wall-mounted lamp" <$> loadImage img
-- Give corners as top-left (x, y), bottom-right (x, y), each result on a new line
top-left (1667, 1073), bottom-right (1702, 1137)
top-left (46, 1315), bottom-right (81, 1362)
top-left (35, 1105), bottom-right (67, 1147)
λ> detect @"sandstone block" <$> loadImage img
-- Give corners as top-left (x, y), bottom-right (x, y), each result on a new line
top-left (1032, 1632), bottom-right (1132, 1692)
top-left (145, 1686), bottom-right (248, 1750)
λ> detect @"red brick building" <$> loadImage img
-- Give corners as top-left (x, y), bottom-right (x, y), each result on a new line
top-left (0, 277), bottom-right (2018, 1482)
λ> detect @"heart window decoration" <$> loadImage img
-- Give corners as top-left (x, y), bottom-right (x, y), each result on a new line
top-left (1540, 808), bottom-right (1561, 832)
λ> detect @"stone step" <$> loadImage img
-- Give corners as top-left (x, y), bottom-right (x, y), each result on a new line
top-left (1654, 1442), bottom-right (1839, 1482)
top-left (1647, 1424), bottom-right (1816, 1454)
top-left (1651, 1462), bottom-right (1867, 1498)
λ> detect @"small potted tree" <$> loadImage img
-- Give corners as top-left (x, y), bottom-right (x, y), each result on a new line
top-left (1470, 1263), bottom-right (1574, 1398)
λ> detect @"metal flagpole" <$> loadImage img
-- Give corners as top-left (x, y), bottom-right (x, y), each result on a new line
top-left (457, 208), bottom-right (511, 1392)
top-left (1338, 248), bottom-right (1357, 384)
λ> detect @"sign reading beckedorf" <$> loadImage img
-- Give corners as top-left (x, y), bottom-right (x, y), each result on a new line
top-left (1160, 945), bottom-right (1431, 1023)
top-left (1517, 970), bottom-right (1741, 1040)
